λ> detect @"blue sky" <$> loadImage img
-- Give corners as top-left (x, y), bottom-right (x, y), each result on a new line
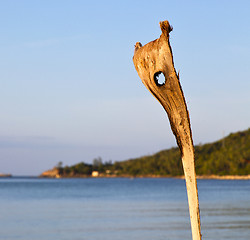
top-left (0, 0), bottom-right (249, 175)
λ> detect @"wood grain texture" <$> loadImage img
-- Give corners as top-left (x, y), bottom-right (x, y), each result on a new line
top-left (133, 20), bottom-right (202, 240)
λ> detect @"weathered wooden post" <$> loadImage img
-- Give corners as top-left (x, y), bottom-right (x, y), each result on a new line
top-left (133, 20), bottom-right (202, 240)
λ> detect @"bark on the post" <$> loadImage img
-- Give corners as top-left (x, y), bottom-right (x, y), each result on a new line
top-left (133, 20), bottom-right (202, 240)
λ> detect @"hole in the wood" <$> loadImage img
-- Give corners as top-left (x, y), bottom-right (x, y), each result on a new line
top-left (154, 71), bottom-right (165, 86)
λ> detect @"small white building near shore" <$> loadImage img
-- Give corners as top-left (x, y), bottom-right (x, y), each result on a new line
top-left (92, 171), bottom-right (99, 177)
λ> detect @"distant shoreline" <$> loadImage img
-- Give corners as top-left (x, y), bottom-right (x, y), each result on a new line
top-left (130, 175), bottom-right (250, 180)
top-left (1, 175), bottom-right (249, 180)
top-left (196, 175), bottom-right (250, 180)
top-left (39, 167), bottom-right (250, 180)
top-left (152, 175), bottom-right (250, 180)
top-left (0, 173), bottom-right (12, 178)
top-left (38, 173), bottom-right (250, 180)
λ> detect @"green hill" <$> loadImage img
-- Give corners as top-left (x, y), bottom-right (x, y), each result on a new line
top-left (54, 128), bottom-right (250, 177)
top-left (115, 128), bottom-right (250, 176)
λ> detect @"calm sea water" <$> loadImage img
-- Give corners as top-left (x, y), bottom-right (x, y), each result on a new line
top-left (0, 177), bottom-right (249, 240)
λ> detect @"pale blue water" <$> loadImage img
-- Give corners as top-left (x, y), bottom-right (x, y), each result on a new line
top-left (0, 178), bottom-right (249, 240)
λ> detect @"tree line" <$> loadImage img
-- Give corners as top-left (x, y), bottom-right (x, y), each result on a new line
top-left (56, 128), bottom-right (250, 177)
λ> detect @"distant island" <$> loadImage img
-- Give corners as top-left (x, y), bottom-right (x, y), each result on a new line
top-left (0, 173), bottom-right (12, 178)
top-left (40, 128), bottom-right (250, 179)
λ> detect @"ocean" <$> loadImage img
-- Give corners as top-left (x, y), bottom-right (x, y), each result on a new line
top-left (0, 177), bottom-right (249, 240)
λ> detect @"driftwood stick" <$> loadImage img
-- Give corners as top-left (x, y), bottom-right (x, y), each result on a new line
top-left (133, 20), bottom-right (202, 240)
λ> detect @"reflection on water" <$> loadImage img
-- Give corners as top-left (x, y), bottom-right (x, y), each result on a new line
top-left (0, 178), bottom-right (249, 240)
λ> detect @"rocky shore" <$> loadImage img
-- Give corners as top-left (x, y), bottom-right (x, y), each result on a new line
top-left (40, 168), bottom-right (60, 178)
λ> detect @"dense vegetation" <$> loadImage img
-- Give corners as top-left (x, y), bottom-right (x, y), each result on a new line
top-left (58, 128), bottom-right (250, 177)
